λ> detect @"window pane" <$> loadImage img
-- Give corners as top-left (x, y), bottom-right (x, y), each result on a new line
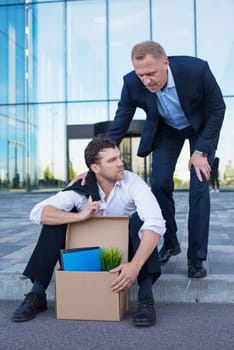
top-left (67, 102), bottom-right (108, 125)
top-left (32, 2), bottom-right (65, 102)
top-left (67, 0), bottom-right (107, 100)
top-left (0, 104), bottom-right (36, 189)
top-left (37, 104), bottom-right (66, 183)
top-left (0, 1), bottom-right (24, 4)
top-left (196, 0), bottom-right (234, 95)
top-left (69, 139), bottom-right (91, 177)
top-left (218, 98), bottom-right (234, 186)
top-left (0, 4), bottom-right (26, 104)
top-left (109, 0), bottom-right (150, 98)
top-left (152, 0), bottom-right (194, 55)
top-left (0, 1), bottom-right (58, 4)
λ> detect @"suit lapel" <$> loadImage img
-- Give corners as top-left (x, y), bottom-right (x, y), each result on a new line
top-left (146, 90), bottom-right (159, 117)
top-left (169, 59), bottom-right (191, 117)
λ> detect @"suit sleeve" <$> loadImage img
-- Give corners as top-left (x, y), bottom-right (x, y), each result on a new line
top-left (195, 61), bottom-right (225, 154)
top-left (106, 78), bottom-right (137, 145)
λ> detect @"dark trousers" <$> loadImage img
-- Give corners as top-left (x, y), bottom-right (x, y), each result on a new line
top-left (151, 123), bottom-right (215, 261)
top-left (24, 212), bottom-right (161, 289)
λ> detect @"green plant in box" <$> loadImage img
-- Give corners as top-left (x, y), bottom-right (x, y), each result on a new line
top-left (100, 247), bottom-right (123, 271)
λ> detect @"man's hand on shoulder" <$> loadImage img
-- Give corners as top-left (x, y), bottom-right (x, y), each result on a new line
top-left (67, 171), bottom-right (88, 187)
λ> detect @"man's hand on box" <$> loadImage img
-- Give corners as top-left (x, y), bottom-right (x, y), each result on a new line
top-left (110, 262), bottom-right (140, 293)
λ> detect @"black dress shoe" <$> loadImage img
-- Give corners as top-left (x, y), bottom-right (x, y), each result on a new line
top-left (133, 297), bottom-right (156, 327)
top-left (188, 259), bottom-right (207, 278)
top-left (12, 292), bottom-right (48, 322)
top-left (158, 245), bottom-right (181, 264)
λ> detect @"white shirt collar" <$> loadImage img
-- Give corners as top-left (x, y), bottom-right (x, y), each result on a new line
top-left (97, 181), bottom-right (121, 201)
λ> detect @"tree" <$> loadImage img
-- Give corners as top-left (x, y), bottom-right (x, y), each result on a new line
top-left (43, 166), bottom-right (53, 181)
top-left (223, 160), bottom-right (234, 186)
top-left (69, 161), bottom-right (77, 181)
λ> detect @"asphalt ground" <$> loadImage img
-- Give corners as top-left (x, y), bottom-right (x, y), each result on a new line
top-left (1, 300), bottom-right (234, 350)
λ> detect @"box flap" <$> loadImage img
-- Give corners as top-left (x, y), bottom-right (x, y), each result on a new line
top-left (66, 216), bottom-right (129, 262)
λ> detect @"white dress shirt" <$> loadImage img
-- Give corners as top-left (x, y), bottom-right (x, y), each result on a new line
top-left (30, 170), bottom-right (166, 239)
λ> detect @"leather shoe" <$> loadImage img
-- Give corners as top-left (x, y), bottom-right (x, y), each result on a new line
top-left (133, 297), bottom-right (156, 327)
top-left (158, 245), bottom-right (181, 264)
top-left (188, 259), bottom-right (207, 278)
top-left (12, 292), bottom-right (48, 322)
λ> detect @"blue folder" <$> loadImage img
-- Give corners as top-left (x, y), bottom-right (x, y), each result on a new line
top-left (60, 246), bottom-right (103, 272)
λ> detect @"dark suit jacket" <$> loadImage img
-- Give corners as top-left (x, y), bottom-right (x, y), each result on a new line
top-left (107, 56), bottom-right (226, 157)
top-left (63, 171), bottom-right (100, 201)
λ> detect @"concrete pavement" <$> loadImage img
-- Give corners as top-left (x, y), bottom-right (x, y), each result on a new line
top-left (0, 190), bottom-right (234, 303)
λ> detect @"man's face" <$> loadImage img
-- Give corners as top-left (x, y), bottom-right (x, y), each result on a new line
top-left (91, 147), bottom-right (125, 183)
top-left (132, 53), bottom-right (169, 93)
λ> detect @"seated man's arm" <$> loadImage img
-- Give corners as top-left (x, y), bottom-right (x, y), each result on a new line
top-left (41, 197), bottom-right (100, 225)
top-left (30, 191), bottom-right (100, 225)
top-left (130, 228), bottom-right (160, 271)
top-left (110, 172), bottom-right (165, 293)
top-left (110, 229), bottom-right (160, 293)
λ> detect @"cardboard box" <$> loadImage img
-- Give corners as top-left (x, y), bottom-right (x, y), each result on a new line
top-left (55, 216), bottom-right (129, 321)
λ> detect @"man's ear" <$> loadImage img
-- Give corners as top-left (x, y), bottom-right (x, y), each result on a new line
top-left (90, 163), bottom-right (98, 173)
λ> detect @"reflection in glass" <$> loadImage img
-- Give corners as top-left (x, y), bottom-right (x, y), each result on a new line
top-left (34, 2), bottom-right (65, 102)
top-left (196, 0), bottom-right (234, 95)
top-left (68, 139), bottom-right (91, 179)
top-left (151, 0), bottom-right (194, 55)
top-left (0, 0), bottom-right (233, 191)
top-left (37, 104), bottom-right (66, 185)
top-left (67, 0), bottom-right (107, 100)
top-left (67, 102), bottom-right (108, 125)
top-left (109, 0), bottom-right (150, 98)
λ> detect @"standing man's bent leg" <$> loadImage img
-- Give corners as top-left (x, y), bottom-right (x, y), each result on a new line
top-left (187, 167), bottom-right (210, 278)
top-left (151, 125), bottom-right (184, 263)
top-left (12, 224), bottom-right (67, 322)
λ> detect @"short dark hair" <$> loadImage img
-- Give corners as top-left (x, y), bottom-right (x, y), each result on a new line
top-left (84, 137), bottom-right (117, 169)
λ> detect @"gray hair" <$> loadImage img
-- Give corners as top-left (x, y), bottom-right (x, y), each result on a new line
top-left (131, 40), bottom-right (167, 61)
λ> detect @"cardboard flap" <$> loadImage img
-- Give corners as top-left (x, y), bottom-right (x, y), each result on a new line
top-left (66, 216), bottom-right (129, 262)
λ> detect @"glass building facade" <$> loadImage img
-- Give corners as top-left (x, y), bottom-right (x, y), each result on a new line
top-left (0, 0), bottom-right (234, 191)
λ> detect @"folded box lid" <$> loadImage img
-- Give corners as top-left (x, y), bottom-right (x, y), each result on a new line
top-left (65, 216), bottom-right (129, 263)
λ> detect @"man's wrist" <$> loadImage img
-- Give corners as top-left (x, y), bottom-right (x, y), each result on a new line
top-left (194, 150), bottom-right (208, 157)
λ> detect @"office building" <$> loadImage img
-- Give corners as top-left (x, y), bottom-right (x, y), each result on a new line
top-left (0, 0), bottom-right (233, 190)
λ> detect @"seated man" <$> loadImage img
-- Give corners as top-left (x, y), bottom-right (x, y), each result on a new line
top-left (12, 138), bottom-right (165, 327)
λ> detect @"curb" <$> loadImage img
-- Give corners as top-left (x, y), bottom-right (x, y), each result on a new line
top-left (2, 273), bottom-right (234, 304)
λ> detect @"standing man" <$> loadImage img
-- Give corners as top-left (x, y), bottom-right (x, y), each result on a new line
top-left (106, 40), bottom-right (225, 278)
top-left (210, 156), bottom-right (220, 192)
top-left (12, 138), bottom-right (165, 327)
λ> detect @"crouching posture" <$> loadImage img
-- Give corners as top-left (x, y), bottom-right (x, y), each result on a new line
top-left (12, 138), bottom-right (165, 327)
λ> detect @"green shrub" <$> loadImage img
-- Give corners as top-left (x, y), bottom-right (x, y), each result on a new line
top-left (100, 247), bottom-right (123, 271)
